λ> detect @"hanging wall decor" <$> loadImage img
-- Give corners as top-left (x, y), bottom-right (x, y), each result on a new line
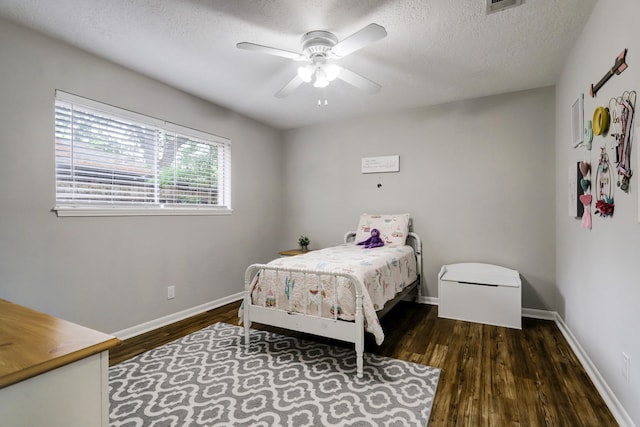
top-left (579, 194), bottom-right (592, 230)
top-left (592, 106), bottom-right (610, 136)
top-left (585, 119), bottom-right (594, 151)
top-left (579, 161), bottom-right (591, 190)
top-left (595, 147), bottom-right (615, 217)
top-left (578, 161), bottom-right (591, 229)
top-left (589, 49), bottom-right (628, 97)
top-left (608, 91), bottom-right (636, 193)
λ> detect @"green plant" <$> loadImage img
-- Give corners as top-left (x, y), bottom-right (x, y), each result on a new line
top-left (298, 235), bottom-right (310, 248)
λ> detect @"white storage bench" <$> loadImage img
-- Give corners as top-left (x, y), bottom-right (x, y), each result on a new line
top-left (438, 263), bottom-right (522, 329)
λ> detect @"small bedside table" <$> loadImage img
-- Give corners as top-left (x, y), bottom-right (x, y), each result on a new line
top-left (278, 249), bottom-right (313, 257)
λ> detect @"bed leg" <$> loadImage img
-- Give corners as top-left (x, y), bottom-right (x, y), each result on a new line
top-left (243, 292), bottom-right (251, 345)
top-left (355, 294), bottom-right (364, 378)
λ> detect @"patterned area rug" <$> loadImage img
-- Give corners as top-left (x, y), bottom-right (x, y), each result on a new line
top-left (109, 322), bottom-right (440, 426)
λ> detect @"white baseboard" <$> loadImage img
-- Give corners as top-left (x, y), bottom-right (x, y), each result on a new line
top-left (553, 313), bottom-right (634, 427)
top-left (521, 307), bottom-right (556, 320)
top-left (111, 291), bottom-right (244, 340)
top-left (418, 296), bottom-right (438, 305)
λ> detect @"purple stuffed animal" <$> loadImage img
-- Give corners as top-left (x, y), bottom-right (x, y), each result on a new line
top-left (357, 228), bottom-right (385, 248)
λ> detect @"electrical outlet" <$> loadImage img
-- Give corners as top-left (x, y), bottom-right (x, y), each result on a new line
top-left (167, 285), bottom-right (175, 300)
top-left (622, 352), bottom-right (630, 383)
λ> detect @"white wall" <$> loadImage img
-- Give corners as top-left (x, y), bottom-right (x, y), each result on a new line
top-left (281, 87), bottom-right (556, 310)
top-left (0, 17), bottom-right (284, 333)
top-left (556, 0), bottom-right (640, 424)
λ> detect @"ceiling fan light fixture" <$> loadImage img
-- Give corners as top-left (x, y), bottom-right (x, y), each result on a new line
top-left (324, 64), bottom-right (340, 82)
top-left (297, 65), bottom-right (314, 83)
top-left (313, 68), bottom-right (329, 88)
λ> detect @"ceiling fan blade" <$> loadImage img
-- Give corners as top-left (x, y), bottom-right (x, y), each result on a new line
top-left (331, 23), bottom-right (387, 57)
top-left (336, 67), bottom-right (381, 94)
top-left (275, 75), bottom-right (304, 98)
top-left (236, 42), bottom-right (304, 60)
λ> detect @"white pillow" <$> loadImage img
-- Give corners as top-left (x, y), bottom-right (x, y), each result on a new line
top-left (355, 213), bottom-right (411, 247)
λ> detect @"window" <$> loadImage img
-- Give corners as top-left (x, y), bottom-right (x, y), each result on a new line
top-left (54, 91), bottom-right (231, 216)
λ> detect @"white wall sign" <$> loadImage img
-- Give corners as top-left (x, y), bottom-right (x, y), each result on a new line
top-left (361, 155), bottom-right (400, 174)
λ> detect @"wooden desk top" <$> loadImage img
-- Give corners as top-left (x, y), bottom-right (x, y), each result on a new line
top-left (0, 299), bottom-right (120, 389)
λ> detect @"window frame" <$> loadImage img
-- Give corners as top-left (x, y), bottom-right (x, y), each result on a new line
top-left (53, 91), bottom-right (232, 217)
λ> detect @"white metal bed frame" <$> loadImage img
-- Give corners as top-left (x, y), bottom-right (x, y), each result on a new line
top-left (243, 231), bottom-right (422, 378)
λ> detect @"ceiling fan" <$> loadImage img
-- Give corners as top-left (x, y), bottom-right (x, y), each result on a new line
top-left (237, 23), bottom-right (387, 98)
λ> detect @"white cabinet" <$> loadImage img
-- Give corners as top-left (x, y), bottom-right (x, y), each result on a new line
top-left (0, 299), bottom-right (119, 427)
top-left (438, 263), bottom-right (522, 329)
top-left (0, 352), bottom-right (110, 427)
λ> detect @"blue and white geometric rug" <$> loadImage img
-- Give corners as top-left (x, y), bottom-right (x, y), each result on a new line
top-left (109, 322), bottom-right (440, 426)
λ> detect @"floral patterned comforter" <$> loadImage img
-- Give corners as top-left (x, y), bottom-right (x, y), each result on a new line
top-left (243, 243), bottom-right (417, 345)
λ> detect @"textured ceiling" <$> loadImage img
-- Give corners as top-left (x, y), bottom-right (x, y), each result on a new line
top-left (0, 0), bottom-right (596, 130)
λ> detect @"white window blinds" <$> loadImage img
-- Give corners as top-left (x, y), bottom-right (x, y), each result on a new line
top-left (54, 91), bottom-right (231, 216)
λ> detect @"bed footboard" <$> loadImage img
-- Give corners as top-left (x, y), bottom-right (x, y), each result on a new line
top-left (243, 264), bottom-right (366, 377)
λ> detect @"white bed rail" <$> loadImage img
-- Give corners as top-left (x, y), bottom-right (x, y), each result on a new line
top-left (243, 264), bottom-right (367, 377)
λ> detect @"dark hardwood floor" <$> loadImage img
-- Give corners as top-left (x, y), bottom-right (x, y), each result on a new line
top-left (109, 301), bottom-right (618, 426)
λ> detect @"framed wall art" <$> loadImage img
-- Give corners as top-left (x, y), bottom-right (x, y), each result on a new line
top-left (571, 93), bottom-right (584, 148)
